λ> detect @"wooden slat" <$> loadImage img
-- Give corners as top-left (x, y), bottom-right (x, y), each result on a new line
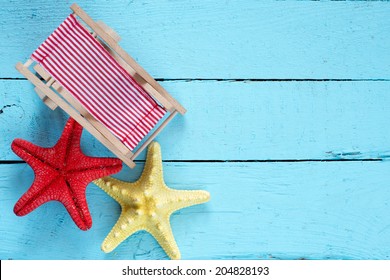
top-left (51, 82), bottom-right (87, 115)
top-left (70, 3), bottom-right (186, 115)
top-left (33, 64), bottom-right (51, 81)
top-left (34, 87), bottom-right (57, 111)
top-left (23, 59), bottom-right (33, 67)
top-left (1, 161), bottom-right (390, 259)
top-left (32, 65), bottom-right (58, 110)
top-left (43, 77), bottom-right (58, 110)
top-left (15, 62), bottom-right (136, 168)
top-left (2, 1), bottom-right (390, 79)
top-left (3, 79), bottom-right (390, 161)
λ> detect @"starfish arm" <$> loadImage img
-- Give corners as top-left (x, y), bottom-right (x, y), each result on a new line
top-left (94, 177), bottom-right (137, 206)
top-left (53, 118), bottom-right (83, 164)
top-left (148, 217), bottom-right (181, 260)
top-left (68, 157), bottom-right (122, 184)
top-left (101, 212), bottom-right (143, 253)
top-left (11, 117), bottom-right (124, 231)
top-left (59, 180), bottom-right (92, 230)
top-left (95, 142), bottom-right (210, 259)
top-left (62, 200), bottom-right (92, 231)
top-left (139, 142), bottom-right (164, 182)
top-left (15, 175), bottom-right (92, 230)
top-left (60, 119), bottom-right (123, 179)
top-left (14, 176), bottom-right (60, 216)
top-left (11, 139), bottom-right (54, 169)
top-left (164, 189), bottom-right (210, 214)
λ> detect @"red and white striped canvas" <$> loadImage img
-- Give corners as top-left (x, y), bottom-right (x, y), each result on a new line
top-left (31, 14), bottom-right (166, 150)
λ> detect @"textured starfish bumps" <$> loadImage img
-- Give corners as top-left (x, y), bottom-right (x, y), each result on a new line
top-left (94, 142), bottom-right (210, 259)
top-left (11, 118), bottom-right (122, 230)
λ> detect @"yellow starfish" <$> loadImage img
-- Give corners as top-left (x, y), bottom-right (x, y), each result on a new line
top-left (93, 142), bottom-right (210, 259)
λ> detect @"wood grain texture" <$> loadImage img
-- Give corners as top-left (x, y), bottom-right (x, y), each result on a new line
top-left (1, 0), bottom-right (390, 261)
top-left (1, 162), bottom-right (390, 260)
top-left (1, 1), bottom-right (389, 79)
top-left (1, 80), bottom-right (390, 161)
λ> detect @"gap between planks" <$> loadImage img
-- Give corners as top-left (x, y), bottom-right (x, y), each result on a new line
top-left (0, 159), bottom-right (382, 165)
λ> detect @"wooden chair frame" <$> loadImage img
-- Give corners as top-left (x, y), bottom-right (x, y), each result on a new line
top-left (16, 3), bottom-right (186, 168)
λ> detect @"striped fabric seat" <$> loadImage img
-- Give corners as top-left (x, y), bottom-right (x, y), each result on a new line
top-left (31, 14), bottom-right (166, 150)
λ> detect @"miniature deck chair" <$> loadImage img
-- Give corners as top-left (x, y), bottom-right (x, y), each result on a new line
top-left (16, 3), bottom-right (186, 168)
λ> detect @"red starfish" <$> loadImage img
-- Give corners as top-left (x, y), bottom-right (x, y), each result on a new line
top-left (11, 118), bottom-right (122, 230)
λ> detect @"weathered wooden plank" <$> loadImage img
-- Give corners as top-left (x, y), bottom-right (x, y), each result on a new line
top-left (1, 161), bottom-right (390, 259)
top-left (1, 1), bottom-right (389, 79)
top-left (1, 80), bottom-right (390, 161)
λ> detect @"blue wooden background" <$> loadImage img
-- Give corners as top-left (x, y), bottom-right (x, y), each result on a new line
top-left (1, 0), bottom-right (390, 260)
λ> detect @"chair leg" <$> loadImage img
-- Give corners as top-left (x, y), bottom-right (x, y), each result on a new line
top-left (33, 64), bottom-right (58, 110)
top-left (34, 87), bottom-right (58, 110)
